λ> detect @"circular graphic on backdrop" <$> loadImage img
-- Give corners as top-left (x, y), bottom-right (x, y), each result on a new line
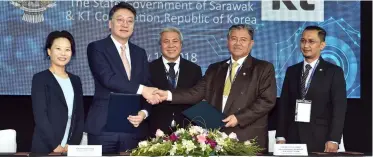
top-left (321, 36), bottom-right (358, 91)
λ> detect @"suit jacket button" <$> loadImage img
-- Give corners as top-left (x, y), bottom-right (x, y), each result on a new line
top-left (240, 92), bottom-right (244, 95)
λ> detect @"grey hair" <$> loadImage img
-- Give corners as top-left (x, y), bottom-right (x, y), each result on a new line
top-left (227, 24), bottom-right (254, 40)
top-left (159, 27), bottom-right (183, 44)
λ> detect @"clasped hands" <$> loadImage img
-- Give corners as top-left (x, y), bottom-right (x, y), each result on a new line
top-left (142, 86), bottom-right (238, 128)
top-left (142, 86), bottom-right (168, 105)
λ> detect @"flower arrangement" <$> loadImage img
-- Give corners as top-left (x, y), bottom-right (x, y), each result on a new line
top-left (130, 125), bottom-right (263, 156)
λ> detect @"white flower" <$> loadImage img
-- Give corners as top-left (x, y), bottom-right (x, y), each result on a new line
top-left (200, 143), bottom-right (207, 151)
top-left (175, 128), bottom-right (186, 135)
top-left (189, 126), bottom-right (204, 135)
top-left (169, 143), bottom-right (178, 156)
top-left (244, 140), bottom-right (252, 145)
top-left (155, 129), bottom-right (165, 137)
top-left (215, 145), bottom-right (222, 152)
top-left (195, 126), bottom-right (205, 133)
top-left (188, 128), bottom-right (197, 135)
top-left (182, 139), bottom-right (197, 153)
top-left (229, 132), bottom-right (238, 141)
top-left (216, 138), bottom-right (227, 147)
top-left (220, 132), bottom-right (228, 139)
top-left (138, 141), bottom-right (148, 148)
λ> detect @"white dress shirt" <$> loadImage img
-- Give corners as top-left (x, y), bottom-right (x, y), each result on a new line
top-left (110, 35), bottom-right (148, 118)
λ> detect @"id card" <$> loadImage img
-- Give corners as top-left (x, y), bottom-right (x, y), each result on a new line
top-left (295, 99), bottom-right (312, 123)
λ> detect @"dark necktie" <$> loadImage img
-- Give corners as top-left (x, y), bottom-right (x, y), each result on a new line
top-left (300, 64), bottom-right (312, 99)
top-left (167, 62), bottom-right (176, 89)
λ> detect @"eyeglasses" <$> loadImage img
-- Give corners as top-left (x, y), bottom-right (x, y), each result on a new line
top-left (112, 18), bottom-right (134, 25)
top-left (229, 37), bottom-right (250, 44)
top-left (300, 39), bottom-right (321, 45)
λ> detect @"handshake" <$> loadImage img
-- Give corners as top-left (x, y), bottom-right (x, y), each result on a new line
top-left (141, 86), bottom-right (169, 105)
top-left (141, 86), bottom-right (239, 128)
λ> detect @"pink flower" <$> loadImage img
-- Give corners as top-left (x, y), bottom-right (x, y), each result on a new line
top-left (170, 133), bottom-right (178, 142)
top-left (155, 129), bottom-right (165, 137)
top-left (196, 134), bottom-right (207, 144)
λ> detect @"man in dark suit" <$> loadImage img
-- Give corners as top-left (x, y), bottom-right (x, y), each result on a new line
top-left (148, 27), bottom-right (202, 136)
top-left (153, 24), bottom-right (277, 150)
top-left (275, 26), bottom-right (347, 152)
top-left (85, 2), bottom-right (160, 153)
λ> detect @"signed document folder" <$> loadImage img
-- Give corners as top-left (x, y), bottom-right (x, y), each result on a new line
top-left (182, 101), bottom-right (226, 129)
top-left (106, 93), bottom-right (141, 133)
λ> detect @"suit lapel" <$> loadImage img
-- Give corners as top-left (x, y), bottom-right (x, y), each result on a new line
top-left (223, 56), bottom-right (253, 114)
top-left (213, 60), bottom-right (229, 112)
top-left (155, 57), bottom-right (170, 89)
top-left (69, 74), bottom-right (78, 113)
top-left (305, 58), bottom-right (326, 100)
top-left (104, 36), bottom-right (129, 80)
top-left (176, 58), bottom-right (188, 88)
top-left (128, 42), bottom-right (139, 81)
top-left (295, 63), bottom-right (303, 99)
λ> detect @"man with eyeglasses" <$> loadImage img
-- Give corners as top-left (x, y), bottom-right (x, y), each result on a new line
top-left (152, 24), bottom-right (277, 151)
top-left (276, 26), bottom-right (347, 153)
top-left (86, 2), bottom-right (160, 153)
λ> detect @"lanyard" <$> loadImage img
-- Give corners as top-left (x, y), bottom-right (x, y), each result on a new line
top-left (164, 66), bottom-right (179, 83)
top-left (302, 60), bottom-right (319, 96)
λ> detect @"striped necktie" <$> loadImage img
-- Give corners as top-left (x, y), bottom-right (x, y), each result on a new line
top-left (300, 64), bottom-right (312, 99)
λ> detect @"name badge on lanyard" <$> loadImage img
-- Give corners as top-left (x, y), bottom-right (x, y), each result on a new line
top-left (295, 99), bottom-right (312, 123)
top-left (295, 60), bottom-right (319, 123)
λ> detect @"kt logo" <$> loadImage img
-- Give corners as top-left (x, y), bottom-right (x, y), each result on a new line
top-left (272, 0), bottom-right (315, 10)
top-left (261, 0), bottom-right (324, 22)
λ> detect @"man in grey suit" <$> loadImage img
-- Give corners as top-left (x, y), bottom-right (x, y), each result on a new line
top-left (152, 24), bottom-right (277, 150)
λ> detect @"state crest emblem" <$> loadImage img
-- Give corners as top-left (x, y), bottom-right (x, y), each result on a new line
top-left (11, 1), bottom-right (56, 23)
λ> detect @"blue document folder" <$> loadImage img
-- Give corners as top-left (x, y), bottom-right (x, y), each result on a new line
top-left (182, 101), bottom-right (226, 130)
top-left (106, 93), bottom-right (141, 133)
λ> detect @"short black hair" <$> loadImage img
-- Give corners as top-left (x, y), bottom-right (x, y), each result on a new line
top-left (227, 24), bottom-right (255, 40)
top-left (109, 2), bottom-right (136, 20)
top-left (303, 26), bottom-right (327, 42)
top-left (44, 30), bottom-right (76, 58)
